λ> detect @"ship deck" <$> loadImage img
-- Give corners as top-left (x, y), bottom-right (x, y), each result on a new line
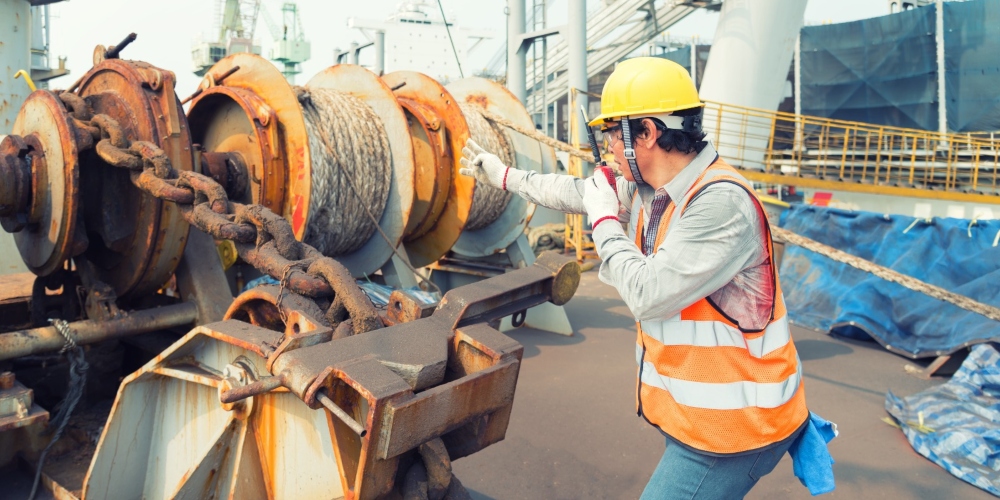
top-left (453, 269), bottom-right (994, 500)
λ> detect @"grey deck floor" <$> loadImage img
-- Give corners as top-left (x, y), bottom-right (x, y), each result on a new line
top-left (453, 269), bottom-right (994, 500)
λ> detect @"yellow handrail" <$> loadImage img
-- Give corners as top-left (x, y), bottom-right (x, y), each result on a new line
top-left (14, 69), bottom-right (36, 92)
top-left (701, 100), bottom-right (1000, 203)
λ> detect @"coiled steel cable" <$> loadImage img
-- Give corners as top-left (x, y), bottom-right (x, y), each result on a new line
top-left (460, 103), bottom-right (516, 230)
top-left (297, 87), bottom-right (392, 256)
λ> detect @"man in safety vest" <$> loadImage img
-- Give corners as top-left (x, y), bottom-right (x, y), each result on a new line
top-left (460, 57), bottom-right (835, 498)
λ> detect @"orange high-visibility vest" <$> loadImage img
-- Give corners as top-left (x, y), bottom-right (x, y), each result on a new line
top-left (629, 158), bottom-right (808, 455)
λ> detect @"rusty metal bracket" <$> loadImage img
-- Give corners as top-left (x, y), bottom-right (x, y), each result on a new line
top-left (82, 281), bottom-right (123, 322)
top-left (181, 65), bottom-right (241, 105)
top-left (77, 258), bottom-right (124, 321)
top-left (385, 289), bottom-right (437, 325)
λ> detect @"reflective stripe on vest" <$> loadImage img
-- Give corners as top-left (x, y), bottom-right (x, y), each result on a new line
top-left (636, 344), bottom-right (804, 410)
top-left (639, 314), bottom-right (791, 358)
top-left (633, 158), bottom-right (808, 455)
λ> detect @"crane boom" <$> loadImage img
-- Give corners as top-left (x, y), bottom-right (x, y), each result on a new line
top-left (261, 2), bottom-right (311, 83)
top-left (192, 0), bottom-right (263, 76)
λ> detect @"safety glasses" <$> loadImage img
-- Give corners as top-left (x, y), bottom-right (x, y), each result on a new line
top-left (602, 124), bottom-right (623, 151)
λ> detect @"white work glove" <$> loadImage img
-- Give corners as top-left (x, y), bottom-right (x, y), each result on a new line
top-left (459, 138), bottom-right (524, 192)
top-left (583, 171), bottom-right (622, 229)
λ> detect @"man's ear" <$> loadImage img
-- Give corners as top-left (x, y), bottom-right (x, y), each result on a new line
top-left (640, 118), bottom-right (660, 149)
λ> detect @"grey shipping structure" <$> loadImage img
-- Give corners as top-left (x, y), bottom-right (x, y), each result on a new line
top-left (656, 0), bottom-right (1000, 133)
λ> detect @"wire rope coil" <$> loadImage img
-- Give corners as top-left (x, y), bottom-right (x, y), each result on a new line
top-left (297, 87), bottom-right (392, 256)
top-left (460, 103), bottom-right (516, 230)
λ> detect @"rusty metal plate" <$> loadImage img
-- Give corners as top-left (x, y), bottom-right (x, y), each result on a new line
top-left (82, 324), bottom-right (344, 500)
top-left (188, 85), bottom-right (284, 212)
top-left (193, 53), bottom-right (312, 241)
top-left (382, 71), bottom-right (474, 268)
top-left (446, 78), bottom-right (547, 258)
top-left (76, 59), bottom-right (192, 298)
top-left (11, 90), bottom-right (79, 276)
top-left (306, 65), bottom-right (415, 278)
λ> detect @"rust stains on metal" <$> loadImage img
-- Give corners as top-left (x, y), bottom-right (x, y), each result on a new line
top-left (233, 241), bottom-right (331, 296)
top-left (187, 53), bottom-right (310, 239)
top-left (225, 284), bottom-right (327, 332)
top-left (71, 252), bottom-right (579, 499)
top-left (187, 84), bottom-right (285, 212)
top-left (233, 203), bottom-right (302, 260)
top-left (0, 134), bottom-right (33, 231)
top-left (76, 57), bottom-right (193, 298)
top-left (463, 94), bottom-right (490, 109)
top-left (384, 289), bottom-right (436, 326)
top-left (219, 374), bottom-right (285, 405)
top-left (397, 97), bottom-right (451, 240)
top-left (417, 438), bottom-right (452, 498)
top-left (0, 301), bottom-right (197, 361)
top-left (306, 258), bottom-right (382, 334)
top-left (7, 90), bottom-right (80, 276)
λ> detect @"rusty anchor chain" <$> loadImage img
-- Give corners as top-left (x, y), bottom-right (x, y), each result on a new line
top-left (73, 101), bottom-right (382, 337)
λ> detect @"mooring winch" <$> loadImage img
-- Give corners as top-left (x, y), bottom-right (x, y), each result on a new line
top-left (0, 34), bottom-right (579, 499)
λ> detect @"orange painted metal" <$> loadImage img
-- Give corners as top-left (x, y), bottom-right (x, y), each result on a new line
top-left (382, 71), bottom-right (475, 268)
top-left (396, 97), bottom-right (451, 240)
top-left (188, 85), bottom-right (285, 212)
top-left (188, 53), bottom-right (312, 240)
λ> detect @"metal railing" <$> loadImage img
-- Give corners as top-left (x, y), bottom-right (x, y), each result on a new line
top-left (703, 100), bottom-right (1000, 203)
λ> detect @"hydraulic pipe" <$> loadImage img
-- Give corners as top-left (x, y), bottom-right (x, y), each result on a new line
top-left (567, 0), bottom-right (588, 145)
top-left (0, 302), bottom-right (198, 361)
top-left (507, 0), bottom-right (526, 103)
top-left (374, 30), bottom-right (386, 75)
top-left (935, 0), bottom-right (946, 135)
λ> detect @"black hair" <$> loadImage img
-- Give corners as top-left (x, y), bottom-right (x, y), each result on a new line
top-left (627, 106), bottom-right (707, 155)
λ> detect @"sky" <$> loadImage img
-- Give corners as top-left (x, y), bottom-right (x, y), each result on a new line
top-left (42, 0), bottom-right (891, 98)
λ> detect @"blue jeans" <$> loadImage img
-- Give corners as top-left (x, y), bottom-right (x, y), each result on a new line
top-left (639, 436), bottom-right (794, 500)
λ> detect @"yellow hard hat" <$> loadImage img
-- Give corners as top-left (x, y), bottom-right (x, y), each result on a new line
top-left (588, 57), bottom-right (703, 127)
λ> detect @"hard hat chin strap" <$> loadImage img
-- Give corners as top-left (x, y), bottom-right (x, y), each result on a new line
top-left (621, 117), bottom-right (646, 185)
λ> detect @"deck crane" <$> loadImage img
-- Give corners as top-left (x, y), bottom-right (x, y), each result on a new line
top-left (192, 0), bottom-right (263, 76)
top-left (262, 2), bottom-right (311, 83)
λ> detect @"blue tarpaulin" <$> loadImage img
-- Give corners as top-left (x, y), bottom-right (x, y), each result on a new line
top-left (885, 343), bottom-right (1000, 496)
top-left (777, 204), bottom-right (1000, 358)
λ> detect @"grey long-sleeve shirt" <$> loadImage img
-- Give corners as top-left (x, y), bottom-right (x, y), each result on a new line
top-left (510, 144), bottom-right (773, 329)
